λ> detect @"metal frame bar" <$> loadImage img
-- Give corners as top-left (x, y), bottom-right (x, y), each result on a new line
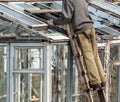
top-left (104, 41), bottom-right (110, 102)
top-left (13, 69), bottom-right (45, 73)
top-left (117, 66), bottom-right (120, 102)
top-left (44, 43), bottom-right (52, 102)
top-left (66, 44), bottom-right (73, 102)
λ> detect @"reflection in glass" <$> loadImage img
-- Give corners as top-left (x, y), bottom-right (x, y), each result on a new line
top-left (16, 48), bottom-right (44, 69)
top-left (14, 73), bottom-right (44, 102)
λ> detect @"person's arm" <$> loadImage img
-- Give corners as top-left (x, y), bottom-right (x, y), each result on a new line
top-left (47, 0), bottom-right (74, 26)
top-left (53, 0), bottom-right (74, 25)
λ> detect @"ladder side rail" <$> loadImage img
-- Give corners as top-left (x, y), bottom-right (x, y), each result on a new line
top-left (66, 24), bottom-right (94, 102)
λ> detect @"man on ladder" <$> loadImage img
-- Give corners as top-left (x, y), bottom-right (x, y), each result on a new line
top-left (47, 0), bottom-right (106, 99)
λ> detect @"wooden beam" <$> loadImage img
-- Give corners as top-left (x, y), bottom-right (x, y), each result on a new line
top-left (0, 33), bottom-right (16, 38)
top-left (25, 9), bottom-right (62, 14)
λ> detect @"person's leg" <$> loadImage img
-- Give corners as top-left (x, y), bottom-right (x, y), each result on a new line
top-left (76, 28), bottom-right (101, 85)
top-left (90, 28), bottom-right (106, 84)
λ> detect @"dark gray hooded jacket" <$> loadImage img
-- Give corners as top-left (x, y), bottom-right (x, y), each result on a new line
top-left (53, 0), bottom-right (93, 33)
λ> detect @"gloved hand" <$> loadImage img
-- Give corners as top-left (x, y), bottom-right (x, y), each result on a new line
top-left (47, 19), bottom-right (54, 26)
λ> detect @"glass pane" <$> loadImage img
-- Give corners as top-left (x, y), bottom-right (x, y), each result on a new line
top-left (14, 73), bottom-right (44, 102)
top-left (51, 45), bottom-right (67, 102)
top-left (16, 48), bottom-right (44, 69)
top-left (0, 46), bottom-right (7, 102)
top-left (110, 45), bottom-right (119, 102)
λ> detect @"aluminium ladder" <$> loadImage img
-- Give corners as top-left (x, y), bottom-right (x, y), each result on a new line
top-left (66, 24), bottom-right (106, 102)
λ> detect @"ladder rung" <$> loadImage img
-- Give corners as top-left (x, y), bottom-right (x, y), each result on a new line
top-left (82, 70), bottom-right (87, 75)
top-left (72, 93), bottom-right (84, 97)
top-left (74, 53), bottom-right (80, 58)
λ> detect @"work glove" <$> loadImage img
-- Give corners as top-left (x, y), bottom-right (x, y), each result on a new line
top-left (47, 19), bottom-right (54, 26)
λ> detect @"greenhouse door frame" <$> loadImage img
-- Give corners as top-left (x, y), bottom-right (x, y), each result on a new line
top-left (8, 43), bottom-right (52, 102)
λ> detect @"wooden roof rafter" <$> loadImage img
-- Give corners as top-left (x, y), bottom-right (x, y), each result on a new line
top-left (25, 2), bottom-right (62, 14)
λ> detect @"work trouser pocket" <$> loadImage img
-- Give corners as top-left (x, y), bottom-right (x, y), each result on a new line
top-left (84, 28), bottom-right (93, 39)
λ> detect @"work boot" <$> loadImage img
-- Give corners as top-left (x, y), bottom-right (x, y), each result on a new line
top-left (90, 83), bottom-right (101, 90)
top-left (101, 82), bottom-right (106, 87)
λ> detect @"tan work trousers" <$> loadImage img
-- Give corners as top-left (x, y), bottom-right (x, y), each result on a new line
top-left (76, 28), bottom-right (106, 85)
